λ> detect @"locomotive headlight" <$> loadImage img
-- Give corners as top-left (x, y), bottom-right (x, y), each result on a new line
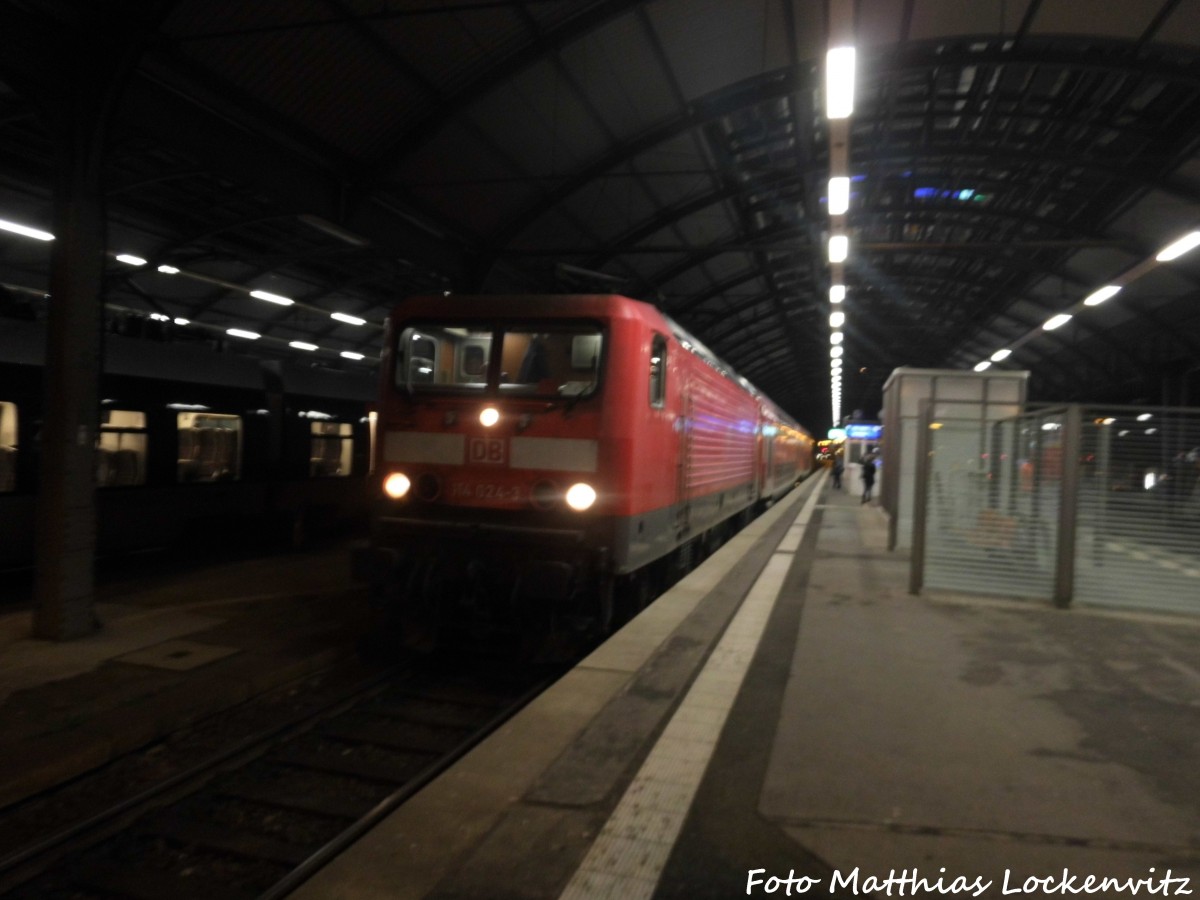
top-left (383, 471), bottom-right (412, 499)
top-left (565, 482), bottom-right (597, 511)
top-left (480, 406), bottom-right (500, 427)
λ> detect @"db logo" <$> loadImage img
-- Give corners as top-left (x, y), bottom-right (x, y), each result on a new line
top-left (468, 437), bottom-right (507, 465)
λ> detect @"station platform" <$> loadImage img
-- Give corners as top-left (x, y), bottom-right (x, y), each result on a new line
top-left (2, 471), bottom-right (1200, 899)
top-left (292, 469), bottom-right (1200, 900)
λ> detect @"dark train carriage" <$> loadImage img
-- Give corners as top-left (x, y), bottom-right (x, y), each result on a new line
top-left (357, 293), bottom-right (813, 647)
top-left (0, 318), bottom-right (374, 570)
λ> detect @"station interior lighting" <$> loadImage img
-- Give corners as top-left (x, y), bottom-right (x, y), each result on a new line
top-left (115, 254), bottom-right (147, 266)
top-left (831, 345), bottom-right (843, 358)
top-left (0, 217), bottom-right (53, 241)
top-left (340, 350), bottom-right (365, 360)
top-left (830, 285), bottom-right (845, 304)
top-left (1155, 231), bottom-right (1200, 262)
top-left (226, 328), bottom-right (261, 340)
top-left (973, 361), bottom-right (991, 372)
top-left (331, 311), bottom-right (367, 326)
top-left (831, 331), bottom-right (844, 344)
top-left (828, 177), bottom-right (850, 215)
top-left (1043, 313), bottom-right (1073, 331)
top-left (825, 46), bottom-right (856, 119)
top-left (830, 311), bottom-right (845, 328)
top-left (1083, 285), bottom-right (1121, 306)
top-left (290, 341), bottom-right (318, 351)
top-left (157, 264), bottom-right (180, 274)
top-left (828, 234), bottom-right (848, 263)
top-left (990, 348), bottom-right (1012, 362)
top-left (250, 289), bottom-right (294, 306)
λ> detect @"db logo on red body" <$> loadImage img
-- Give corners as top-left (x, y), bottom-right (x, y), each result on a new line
top-left (468, 437), bottom-right (507, 465)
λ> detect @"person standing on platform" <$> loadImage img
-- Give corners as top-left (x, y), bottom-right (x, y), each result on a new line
top-left (860, 449), bottom-right (877, 504)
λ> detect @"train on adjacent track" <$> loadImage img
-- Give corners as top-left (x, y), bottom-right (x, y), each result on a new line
top-left (354, 293), bottom-right (815, 651)
top-left (0, 316), bottom-right (376, 573)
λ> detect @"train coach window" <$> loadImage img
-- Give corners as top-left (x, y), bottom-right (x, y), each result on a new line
top-left (502, 327), bottom-right (603, 397)
top-left (310, 421), bottom-right (353, 477)
top-left (177, 412), bottom-right (242, 482)
top-left (0, 401), bottom-right (16, 492)
top-left (97, 409), bottom-right (147, 487)
top-left (650, 335), bottom-right (667, 408)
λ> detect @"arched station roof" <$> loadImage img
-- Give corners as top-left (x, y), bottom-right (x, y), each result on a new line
top-left (3, 0), bottom-right (1200, 430)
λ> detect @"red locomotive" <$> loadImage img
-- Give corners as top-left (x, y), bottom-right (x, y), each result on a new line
top-left (355, 293), bottom-right (813, 649)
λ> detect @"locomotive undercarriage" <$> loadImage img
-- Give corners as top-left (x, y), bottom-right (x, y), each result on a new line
top-left (356, 518), bottom-right (614, 656)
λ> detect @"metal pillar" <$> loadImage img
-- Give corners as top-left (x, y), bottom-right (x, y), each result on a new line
top-left (1053, 404), bottom-right (1082, 609)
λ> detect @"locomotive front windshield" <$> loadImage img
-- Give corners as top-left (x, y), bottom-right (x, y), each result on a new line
top-left (396, 324), bottom-right (604, 398)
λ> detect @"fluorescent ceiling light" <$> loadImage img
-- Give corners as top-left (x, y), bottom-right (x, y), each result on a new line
top-left (226, 328), bottom-right (260, 340)
top-left (831, 345), bottom-right (843, 358)
top-left (1155, 231), bottom-right (1200, 262)
top-left (173, 317), bottom-right (189, 326)
top-left (0, 217), bottom-right (54, 241)
top-left (340, 351), bottom-right (365, 360)
top-left (825, 46), bottom-right (856, 119)
top-left (830, 285), bottom-right (845, 304)
top-left (116, 254), bottom-right (147, 266)
top-left (1043, 313), bottom-right (1072, 331)
top-left (250, 289), bottom-right (294, 306)
top-left (290, 341), bottom-right (319, 351)
top-left (157, 264), bottom-right (180, 274)
top-left (828, 176), bottom-right (850, 215)
top-left (828, 234), bottom-right (848, 263)
top-left (831, 331), bottom-right (844, 344)
top-left (830, 311), bottom-right (845, 328)
top-left (331, 312), bottom-right (366, 326)
top-left (973, 361), bottom-right (991, 372)
top-left (1137, 413), bottom-right (1153, 422)
top-left (990, 348), bottom-right (1012, 362)
top-left (1083, 285), bottom-right (1121, 306)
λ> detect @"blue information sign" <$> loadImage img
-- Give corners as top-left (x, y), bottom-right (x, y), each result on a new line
top-left (845, 423), bottom-right (882, 440)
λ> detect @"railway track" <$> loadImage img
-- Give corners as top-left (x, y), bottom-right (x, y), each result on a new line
top-left (0, 656), bottom-right (560, 899)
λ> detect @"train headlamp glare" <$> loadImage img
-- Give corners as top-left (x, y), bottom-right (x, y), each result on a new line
top-left (384, 472), bottom-right (412, 499)
top-left (565, 482), bottom-right (597, 511)
top-left (480, 407), bottom-right (500, 427)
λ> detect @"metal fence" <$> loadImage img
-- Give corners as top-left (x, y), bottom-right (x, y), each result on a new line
top-left (911, 403), bottom-right (1200, 616)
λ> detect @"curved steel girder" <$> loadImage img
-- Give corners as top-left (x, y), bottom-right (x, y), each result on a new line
top-left (477, 42), bottom-right (1200, 263)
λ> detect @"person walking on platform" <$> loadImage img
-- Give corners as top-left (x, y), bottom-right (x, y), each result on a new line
top-left (860, 450), bottom-right (877, 504)
top-left (831, 453), bottom-right (844, 489)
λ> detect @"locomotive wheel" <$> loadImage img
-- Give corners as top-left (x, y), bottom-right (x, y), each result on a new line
top-left (399, 558), bottom-right (445, 654)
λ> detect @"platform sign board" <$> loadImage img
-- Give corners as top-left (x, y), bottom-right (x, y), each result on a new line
top-left (844, 423), bottom-right (882, 441)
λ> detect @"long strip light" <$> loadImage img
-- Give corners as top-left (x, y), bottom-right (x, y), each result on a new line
top-left (826, 46), bottom-right (856, 119)
top-left (250, 289), bottom-right (294, 306)
top-left (828, 177), bottom-right (850, 215)
top-left (331, 311), bottom-right (367, 326)
top-left (828, 234), bottom-right (848, 263)
top-left (1043, 313), bottom-right (1072, 331)
top-left (0, 217), bottom-right (54, 241)
top-left (1083, 285), bottom-right (1121, 306)
top-left (1155, 231), bottom-right (1200, 262)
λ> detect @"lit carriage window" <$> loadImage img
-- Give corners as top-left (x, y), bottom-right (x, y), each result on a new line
top-left (396, 326), bottom-right (493, 390)
top-left (310, 421), bottom-right (353, 477)
top-left (97, 409), bottom-right (147, 487)
top-left (649, 335), bottom-right (667, 408)
top-left (500, 327), bottom-right (603, 397)
top-left (0, 401), bottom-right (16, 493)
top-left (176, 412), bottom-right (242, 482)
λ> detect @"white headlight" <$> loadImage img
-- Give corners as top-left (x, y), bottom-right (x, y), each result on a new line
top-left (565, 482), bottom-right (597, 511)
top-left (384, 472), bottom-right (411, 499)
top-left (480, 407), bottom-right (500, 427)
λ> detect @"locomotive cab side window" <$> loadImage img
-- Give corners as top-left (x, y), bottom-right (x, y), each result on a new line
top-left (649, 335), bottom-right (667, 408)
top-left (0, 401), bottom-right (16, 492)
top-left (177, 412), bottom-right (242, 482)
top-left (97, 409), bottom-right (147, 487)
top-left (310, 421), bottom-right (353, 477)
top-left (396, 326), bottom-right (493, 390)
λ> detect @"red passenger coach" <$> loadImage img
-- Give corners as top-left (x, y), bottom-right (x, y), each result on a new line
top-left (355, 294), bottom-right (812, 649)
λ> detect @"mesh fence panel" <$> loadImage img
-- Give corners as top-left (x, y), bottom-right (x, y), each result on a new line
top-left (1074, 409), bottom-right (1200, 615)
